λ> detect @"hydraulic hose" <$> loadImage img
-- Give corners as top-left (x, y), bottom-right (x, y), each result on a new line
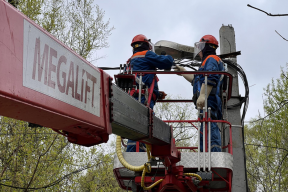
top-left (141, 163), bottom-right (164, 190)
top-left (116, 136), bottom-right (145, 171)
top-left (116, 136), bottom-right (163, 190)
top-left (184, 173), bottom-right (202, 182)
top-left (146, 144), bottom-right (154, 161)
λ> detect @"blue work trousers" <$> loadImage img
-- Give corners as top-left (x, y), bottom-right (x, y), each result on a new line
top-left (200, 110), bottom-right (221, 152)
top-left (126, 96), bottom-right (155, 152)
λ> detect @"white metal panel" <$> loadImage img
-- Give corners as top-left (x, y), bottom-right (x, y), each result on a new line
top-left (23, 19), bottom-right (101, 117)
top-left (114, 152), bottom-right (233, 170)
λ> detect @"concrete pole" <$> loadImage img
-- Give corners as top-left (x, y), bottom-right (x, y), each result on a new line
top-left (219, 25), bottom-right (248, 192)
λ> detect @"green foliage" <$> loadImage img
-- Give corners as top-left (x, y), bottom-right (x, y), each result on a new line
top-left (0, 118), bottom-right (124, 191)
top-left (66, 0), bottom-right (114, 60)
top-left (154, 95), bottom-right (198, 148)
top-left (246, 65), bottom-right (288, 192)
top-left (1, 0), bottom-right (116, 191)
top-left (0, 117), bottom-right (71, 191)
top-left (17, 0), bottom-right (114, 60)
top-left (17, 0), bottom-right (44, 23)
top-left (77, 149), bottom-right (125, 192)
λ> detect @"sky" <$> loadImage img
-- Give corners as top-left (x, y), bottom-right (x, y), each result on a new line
top-left (93, 0), bottom-right (288, 122)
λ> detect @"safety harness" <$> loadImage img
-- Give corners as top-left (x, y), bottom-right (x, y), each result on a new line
top-left (127, 51), bottom-right (159, 102)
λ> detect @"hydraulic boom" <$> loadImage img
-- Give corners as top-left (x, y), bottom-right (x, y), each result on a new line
top-left (0, 1), bottom-right (247, 191)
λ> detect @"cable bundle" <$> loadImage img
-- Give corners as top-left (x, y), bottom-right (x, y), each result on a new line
top-left (222, 59), bottom-right (249, 125)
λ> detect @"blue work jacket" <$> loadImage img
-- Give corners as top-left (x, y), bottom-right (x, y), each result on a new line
top-left (192, 55), bottom-right (224, 118)
top-left (129, 50), bottom-right (174, 98)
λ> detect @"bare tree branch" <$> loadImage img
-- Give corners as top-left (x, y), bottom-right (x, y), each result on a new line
top-left (273, 152), bottom-right (288, 180)
top-left (247, 4), bottom-right (288, 16)
top-left (0, 145), bottom-right (22, 177)
top-left (248, 100), bottom-right (288, 123)
top-left (281, 72), bottom-right (288, 80)
top-left (245, 143), bottom-right (288, 152)
top-left (25, 135), bottom-right (59, 191)
top-left (275, 30), bottom-right (288, 41)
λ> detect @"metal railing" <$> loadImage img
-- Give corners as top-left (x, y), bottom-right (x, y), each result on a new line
top-left (117, 70), bottom-right (234, 191)
top-left (119, 71), bottom-right (234, 171)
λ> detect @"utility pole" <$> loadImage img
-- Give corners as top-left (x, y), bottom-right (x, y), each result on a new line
top-left (219, 25), bottom-right (248, 191)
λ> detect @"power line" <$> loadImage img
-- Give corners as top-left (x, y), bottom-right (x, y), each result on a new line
top-left (245, 143), bottom-right (288, 152)
top-left (0, 133), bottom-right (58, 136)
top-left (222, 59), bottom-right (249, 124)
top-left (245, 100), bottom-right (288, 124)
top-left (0, 161), bottom-right (103, 190)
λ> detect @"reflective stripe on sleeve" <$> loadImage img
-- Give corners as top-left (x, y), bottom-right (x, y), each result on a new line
top-left (131, 55), bottom-right (146, 59)
top-left (130, 50), bottom-right (148, 60)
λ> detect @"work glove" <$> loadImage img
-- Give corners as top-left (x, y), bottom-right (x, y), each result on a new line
top-left (174, 65), bottom-right (194, 82)
top-left (174, 65), bottom-right (186, 73)
top-left (196, 84), bottom-right (213, 109)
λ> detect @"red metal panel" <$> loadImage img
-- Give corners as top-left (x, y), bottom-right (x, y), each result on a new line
top-left (0, 0), bottom-right (111, 146)
top-left (101, 70), bottom-right (113, 135)
top-left (151, 127), bottom-right (180, 159)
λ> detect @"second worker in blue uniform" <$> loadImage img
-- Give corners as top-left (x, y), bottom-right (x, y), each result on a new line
top-left (175, 35), bottom-right (223, 152)
top-left (126, 34), bottom-right (174, 152)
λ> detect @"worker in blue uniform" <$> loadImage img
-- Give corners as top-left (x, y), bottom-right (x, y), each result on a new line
top-left (174, 35), bottom-right (223, 152)
top-left (126, 34), bottom-right (174, 152)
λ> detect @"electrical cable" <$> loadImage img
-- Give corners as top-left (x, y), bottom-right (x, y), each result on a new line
top-left (178, 64), bottom-right (197, 71)
top-left (102, 59), bottom-right (249, 124)
top-left (178, 57), bottom-right (250, 191)
top-left (98, 66), bottom-right (121, 70)
top-left (116, 136), bottom-right (163, 190)
top-left (183, 173), bottom-right (202, 182)
top-left (222, 59), bottom-right (250, 192)
top-left (222, 59), bottom-right (249, 125)
top-left (126, 177), bottom-right (135, 192)
top-left (177, 58), bottom-right (249, 124)
top-left (141, 163), bottom-right (164, 190)
top-left (142, 161), bottom-right (166, 191)
top-left (152, 162), bottom-right (161, 181)
top-left (246, 100), bottom-right (288, 124)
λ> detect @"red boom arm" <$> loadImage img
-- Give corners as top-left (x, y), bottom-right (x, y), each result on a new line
top-left (0, 0), bottom-right (111, 146)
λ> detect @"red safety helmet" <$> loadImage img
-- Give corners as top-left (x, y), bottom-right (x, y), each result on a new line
top-left (131, 34), bottom-right (153, 50)
top-left (194, 35), bottom-right (218, 58)
top-left (200, 35), bottom-right (219, 47)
